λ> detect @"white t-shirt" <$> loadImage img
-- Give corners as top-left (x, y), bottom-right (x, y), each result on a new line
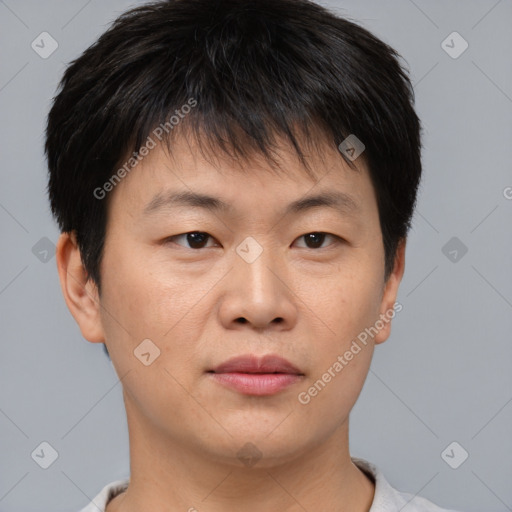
top-left (78, 457), bottom-right (461, 512)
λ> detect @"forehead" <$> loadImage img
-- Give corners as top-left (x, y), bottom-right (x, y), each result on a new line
top-left (107, 132), bottom-right (376, 222)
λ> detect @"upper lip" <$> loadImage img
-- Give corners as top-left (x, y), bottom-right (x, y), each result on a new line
top-left (210, 354), bottom-right (303, 375)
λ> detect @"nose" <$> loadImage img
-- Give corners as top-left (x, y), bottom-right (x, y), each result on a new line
top-left (218, 240), bottom-right (298, 332)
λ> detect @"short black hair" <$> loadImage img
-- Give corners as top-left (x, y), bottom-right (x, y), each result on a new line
top-left (46, 0), bottom-right (422, 291)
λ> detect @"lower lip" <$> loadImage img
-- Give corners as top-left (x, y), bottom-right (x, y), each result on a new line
top-left (210, 372), bottom-right (303, 395)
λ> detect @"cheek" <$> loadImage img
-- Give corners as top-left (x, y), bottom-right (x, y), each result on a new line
top-left (294, 345), bottom-right (372, 447)
top-left (309, 261), bottom-right (384, 343)
top-left (98, 258), bottom-right (217, 441)
top-left (100, 241), bottom-right (199, 330)
top-left (97, 245), bottom-right (202, 370)
top-left (293, 274), bottom-right (381, 434)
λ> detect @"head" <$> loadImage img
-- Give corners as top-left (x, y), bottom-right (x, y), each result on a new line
top-left (47, 0), bottom-right (421, 467)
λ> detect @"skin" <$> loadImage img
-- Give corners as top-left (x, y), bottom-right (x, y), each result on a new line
top-left (57, 133), bottom-right (405, 512)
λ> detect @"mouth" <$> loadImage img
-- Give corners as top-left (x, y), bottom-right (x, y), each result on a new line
top-left (207, 354), bottom-right (305, 396)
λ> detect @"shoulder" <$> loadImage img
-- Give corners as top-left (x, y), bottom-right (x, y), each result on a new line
top-left (352, 457), bottom-right (462, 512)
top-left (77, 479), bottom-right (129, 512)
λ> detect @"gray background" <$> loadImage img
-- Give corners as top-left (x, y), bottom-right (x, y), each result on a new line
top-left (1, 0), bottom-right (511, 510)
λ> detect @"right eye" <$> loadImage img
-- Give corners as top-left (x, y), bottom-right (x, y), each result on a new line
top-left (163, 231), bottom-right (220, 250)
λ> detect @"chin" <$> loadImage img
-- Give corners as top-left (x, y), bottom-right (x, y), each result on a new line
top-left (189, 421), bottom-right (319, 470)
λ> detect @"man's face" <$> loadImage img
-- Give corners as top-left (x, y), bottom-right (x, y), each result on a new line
top-left (92, 135), bottom-right (402, 465)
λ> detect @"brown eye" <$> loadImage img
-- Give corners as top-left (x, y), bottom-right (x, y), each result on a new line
top-left (294, 232), bottom-right (340, 249)
top-left (166, 231), bottom-right (217, 249)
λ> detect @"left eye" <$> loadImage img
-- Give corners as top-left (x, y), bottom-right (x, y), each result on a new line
top-left (293, 232), bottom-right (340, 249)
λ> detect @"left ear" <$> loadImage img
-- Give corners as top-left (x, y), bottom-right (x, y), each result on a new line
top-left (374, 238), bottom-right (406, 345)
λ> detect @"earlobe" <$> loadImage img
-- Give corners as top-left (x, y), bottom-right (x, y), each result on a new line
top-left (56, 232), bottom-right (105, 343)
top-left (373, 239), bottom-right (406, 345)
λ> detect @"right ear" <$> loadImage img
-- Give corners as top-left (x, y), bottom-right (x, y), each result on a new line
top-left (56, 232), bottom-right (105, 343)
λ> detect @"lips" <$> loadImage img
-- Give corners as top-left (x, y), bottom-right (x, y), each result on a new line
top-left (208, 354), bottom-right (304, 396)
top-left (210, 354), bottom-right (303, 375)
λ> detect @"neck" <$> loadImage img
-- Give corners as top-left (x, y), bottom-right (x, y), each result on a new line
top-left (107, 395), bottom-right (375, 512)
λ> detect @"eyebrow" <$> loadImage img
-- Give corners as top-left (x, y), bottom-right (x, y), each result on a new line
top-left (142, 189), bottom-right (360, 218)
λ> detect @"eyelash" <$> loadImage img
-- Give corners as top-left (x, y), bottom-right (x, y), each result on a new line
top-left (164, 231), bottom-right (342, 250)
